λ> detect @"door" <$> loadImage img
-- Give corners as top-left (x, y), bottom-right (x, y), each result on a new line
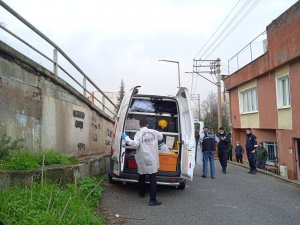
top-left (296, 139), bottom-right (300, 180)
top-left (111, 86), bottom-right (140, 175)
top-left (176, 87), bottom-right (196, 180)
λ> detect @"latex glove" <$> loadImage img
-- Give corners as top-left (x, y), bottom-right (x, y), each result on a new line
top-left (121, 133), bottom-right (127, 140)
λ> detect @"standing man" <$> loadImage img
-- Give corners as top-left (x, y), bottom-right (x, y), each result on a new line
top-left (200, 126), bottom-right (219, 179)
top-left (121, 118), bottom-right (163, 206)
top-left (245, 128), bottom-right (257, 174)
top-left (255, 142), bottom-right (268, 170)
top-left (216, 127), bottom-right (231, 174)
top-left (235, 141), bottom-right (245, 163)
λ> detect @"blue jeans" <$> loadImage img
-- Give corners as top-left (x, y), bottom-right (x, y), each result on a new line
top-left (202, 151), bottom-right (215, 177)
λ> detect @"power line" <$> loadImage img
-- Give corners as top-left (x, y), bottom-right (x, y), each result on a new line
top-left (200, 0), bottom-right (253, 59)
top-left (194, 0), bottom-right (242, 59)
top-left (205, 0), bottom-right (262, 59)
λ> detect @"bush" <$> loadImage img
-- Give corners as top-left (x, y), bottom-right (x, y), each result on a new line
top-left (0, 134), bottom-right (24, 160)
top-left (0, 177), bottom-right (105, 225)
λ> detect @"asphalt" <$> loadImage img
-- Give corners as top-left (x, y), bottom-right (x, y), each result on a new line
top-left (100, 161), bottom-right (300, 225)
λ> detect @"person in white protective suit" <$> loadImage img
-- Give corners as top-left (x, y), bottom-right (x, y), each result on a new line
top-left (121, 118), bottom-right (163, 206)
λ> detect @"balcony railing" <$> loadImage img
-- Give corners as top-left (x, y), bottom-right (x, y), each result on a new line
top-left (227, 30), bottom-right (267, 75)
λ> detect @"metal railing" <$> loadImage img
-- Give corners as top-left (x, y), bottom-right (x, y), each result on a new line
top-left (227, 30), bottom-right (267, 75)
top-left (0, 0), bottom-right (117, 118)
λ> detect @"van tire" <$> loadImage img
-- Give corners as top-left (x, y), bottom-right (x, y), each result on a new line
top-left (177, 180), bottom-right (186, 190)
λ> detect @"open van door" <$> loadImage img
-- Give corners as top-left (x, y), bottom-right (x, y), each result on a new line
top-left (111, 86), bottom-right (140, 176)
top-left (176, 87), bottom-right (196, 180)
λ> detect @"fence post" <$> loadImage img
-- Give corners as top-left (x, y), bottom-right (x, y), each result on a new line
top-left (250, 42), bottom-right (253, 61)
top-left (102, 95), bottom-right (105, 111)
top-left (53, 49), bottom-right (58, 75)
top-left (83, 77), bottom-right (86, 97)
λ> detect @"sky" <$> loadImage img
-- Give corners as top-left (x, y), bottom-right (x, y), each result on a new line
top-left (0, 0), bottom-right (298, 101)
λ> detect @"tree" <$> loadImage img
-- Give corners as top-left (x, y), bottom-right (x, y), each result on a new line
top-left (116, 79), bottom-right (125, 110)
top-left (201, 91), bottom-right (229, 133)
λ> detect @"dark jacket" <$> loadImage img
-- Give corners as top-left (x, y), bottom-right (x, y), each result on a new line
top-left (235, 145), bottom-right (244, 155)
top-left (216, 132), bottom-right (231, 152)
top-left (202, 132), bottom-right (216, 152)
top-left (255, 147), bottom-right (268, 161)
top-left (245, 133), bottom-right (257, 152)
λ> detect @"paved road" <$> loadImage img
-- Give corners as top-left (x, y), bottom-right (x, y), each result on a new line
top-left (100, 162), bottom-right (300, 225)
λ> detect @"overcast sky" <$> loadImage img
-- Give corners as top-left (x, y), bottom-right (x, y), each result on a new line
top-left (0, 0), bottom-right (298, 100)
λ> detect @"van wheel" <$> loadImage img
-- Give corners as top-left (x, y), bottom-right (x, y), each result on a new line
top-left (177, 180), bottom-right (186, 190)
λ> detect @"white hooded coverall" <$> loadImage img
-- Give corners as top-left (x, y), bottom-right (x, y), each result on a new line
top-left (125, 127), bottom-right (163, 174)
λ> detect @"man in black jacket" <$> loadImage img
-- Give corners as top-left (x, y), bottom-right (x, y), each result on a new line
top-left (200, 126), bottom-right (219, 178)
top-left (235, 141), bottom-right (245, 163)
top-left (245, 128), bottom-right (257, 174)
top-left (216, 127), bottom-right (231, 174)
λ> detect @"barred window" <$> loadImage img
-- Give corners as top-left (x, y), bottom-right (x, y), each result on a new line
top-left (263, 142), bottom-right (277, 166)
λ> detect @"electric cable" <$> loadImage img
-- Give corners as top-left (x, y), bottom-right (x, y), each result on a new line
top-left (199, 0), bottom-right (253, 59)
top-left (194, 0), bottom-right (242, 59)
top-left (204, 0), bottom-right (262, 59)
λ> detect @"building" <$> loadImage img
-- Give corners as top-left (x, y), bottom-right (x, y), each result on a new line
top-left (224, 2), bottom-right (300, 180)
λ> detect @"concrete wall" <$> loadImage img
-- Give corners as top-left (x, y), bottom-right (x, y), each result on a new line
top-left (267, 1), bottom-right (300, 69)
top-left (0, 41), bottom-right (114, 159)
top-left (290, 61), bottom-right (300, 131)
top-left (257, 72), bottom-right (277, 129)
top-left (0, 156), bottom-right (110, 189)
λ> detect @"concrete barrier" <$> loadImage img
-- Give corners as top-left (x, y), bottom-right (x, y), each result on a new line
top-left (0, 41), bottom-right (114, 159)
top-left (0, 155), bottom-right (110, 189)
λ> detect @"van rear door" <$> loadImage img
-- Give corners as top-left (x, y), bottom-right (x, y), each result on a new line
top-left (111, 86), bottom-right (140, 176)
top-left (176, 87), bottom-right (196, 180)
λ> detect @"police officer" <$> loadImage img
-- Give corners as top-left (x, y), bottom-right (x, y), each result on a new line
top-left (121, 118), bottom-right (163, 206)
top-left (216, 127), bottom-right (231, 174)
top-left (245, 128), bottom-right (257, 174)
top-left (200, 126), bottom-right (219, 178)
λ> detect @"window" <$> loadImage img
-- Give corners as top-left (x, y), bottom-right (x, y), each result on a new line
top-left (277, 75), bottom-right (291, 108)
top-left (263, 142), bottom-right (277, 166)
top-left (239, 87), bottom-right (258, 113)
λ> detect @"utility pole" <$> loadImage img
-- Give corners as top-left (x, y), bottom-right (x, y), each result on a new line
top-left (187, 58), bottom-right (223, 128)
top-left (191, 94), bottom-right (201, 120)
top-left (216, 58), bottom-right (222, 129)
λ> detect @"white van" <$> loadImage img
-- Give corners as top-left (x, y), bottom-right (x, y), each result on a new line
top-left (109, 86), bottom-right (195, 189)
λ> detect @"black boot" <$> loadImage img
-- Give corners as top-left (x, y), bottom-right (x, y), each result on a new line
top-left (222, 168), bottom-right (227, 174)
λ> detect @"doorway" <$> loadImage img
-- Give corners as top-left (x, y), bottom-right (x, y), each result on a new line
top-left (296, 139), bottom-right (300, 180)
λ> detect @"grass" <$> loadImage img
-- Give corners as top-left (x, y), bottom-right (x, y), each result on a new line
top-left (0, 134), bottom-right (24, 160)
top-left (0, 150), bottom-right (77, 170)
top-left (0, 176), bottom-right (105, 225)
top-left (0, 134), bottom-right (76, 170)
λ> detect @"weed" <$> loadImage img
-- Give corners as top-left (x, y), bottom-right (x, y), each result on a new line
top-left (40, 150), bottom-right (77, 166)
top-left (0, 177), bottom-right (105, 225)
top-left (0, 134), bottom-right (24, 160)
top-left (0, 149), bottom-right (77, 170)
top-left (0, 151), bottom-right (40, 170)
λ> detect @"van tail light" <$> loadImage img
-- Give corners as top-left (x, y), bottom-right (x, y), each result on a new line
top-left (113, 117), bottom-right (119, 139)
top-left (110, 146), bottom-right (115, 156)
top-left (169, 178), bottom-right (177, 182)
